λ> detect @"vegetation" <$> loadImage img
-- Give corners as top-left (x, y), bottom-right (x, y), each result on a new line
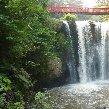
top-left (34, 92), bottom-right (52, 109)
top-left (0, 0), bottom-right (66, 108)
top-left (96, 0), bottom-right (109, 21)
top-left (61, 13), bottom-right (77, 22)
top-left (1, 0), bottom-right (109, 108)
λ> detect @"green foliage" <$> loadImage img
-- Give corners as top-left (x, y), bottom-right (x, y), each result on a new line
top-left (0, 75), bottom-right (11, 92)
top-left (47, 18), bottom-right (67, 57)
top-left (98, 15), bottom-right (109, 22)
top-left (97, 0), bottom-right (109, 7)
top-left (0, 96), bottom-right (6, 107)
top-left (0, 0), bottom-right (57, 87)
top-left (96, 0), bottom-right (109, 21)
top-left (0, 0), bottom-right (67, 108)
top-left (12, 67), bottom-right (33, 89)
top-left (35, 92), bottom-right (45, 101)
top-left (48, 18), bottom-right (63, 31)
top-left (0, 75), bottom-right (11, 108)
top-left (0, 75), bottom-right (25, 109)
top-left (34, 92), bottom-right (52, 109)
top-left (61, 13), bottom-right (77, 22)
top-left (54, 33), bottom-right (67, 57)
top-left (7, 102), bottom-right (25, 109)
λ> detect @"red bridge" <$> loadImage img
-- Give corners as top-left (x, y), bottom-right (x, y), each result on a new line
top-left (48, 5), bottom-right (109, 15)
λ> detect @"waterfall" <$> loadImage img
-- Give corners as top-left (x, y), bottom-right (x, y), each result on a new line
top-left (62, 21), bottom-right (77, 83)
top-left (76, 21), bottom-right (88, 83)
top-left (63, 20), bottom-right (109, 83)
top-left (76, 21), bottom-right (109, 83)
top-left (100, 22), bottom-right (109, 80)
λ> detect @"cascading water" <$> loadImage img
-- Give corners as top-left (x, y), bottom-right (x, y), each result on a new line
top-left (100, 22), bottom-right (109, 80)
top-left (63, 21), bottom-right (109, 83)
top-left (63, 21), bottom-right (77, 83)
top-left (49, 21), bottom-right (109, 109)
top-left (76, 21), bottom-right (88, 83)
top-left (76, 21), bottom-right (109, 83)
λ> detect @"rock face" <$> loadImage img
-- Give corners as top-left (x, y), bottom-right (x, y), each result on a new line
top-left (48, 57), bottom-right (62, 79)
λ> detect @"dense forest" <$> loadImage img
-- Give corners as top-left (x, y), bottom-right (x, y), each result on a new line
top-left (0, 0), bottom-right (68, 108)
top-left (0, 0), bottom-right (109, 109)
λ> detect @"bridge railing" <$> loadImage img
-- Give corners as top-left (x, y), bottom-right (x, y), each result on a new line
top-left (48, 5), bottom-right (109, 14)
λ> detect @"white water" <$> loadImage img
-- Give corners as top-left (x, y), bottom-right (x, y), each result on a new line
top-left (49, 81), bottom-right (109, 109)
top-left (76, 21), bottom-right (109, 83)
top-left (100, 22), bottom-right (109, 80)
top-left (63, 21), bottom-right (77, 82)
top-left (63, 21), bottom-right (109, 83)
top-left (76, 21), bottom-right (88, 83)
top-left (49, 21), bottom-right (109, 109)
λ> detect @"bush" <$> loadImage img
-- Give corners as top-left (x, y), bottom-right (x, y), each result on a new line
top-left (61, 13), bottom-right (77, 22)
top-left (0, 75), bottom-right (25, 109)
top-left (34, 92), bottom-right (52, 109)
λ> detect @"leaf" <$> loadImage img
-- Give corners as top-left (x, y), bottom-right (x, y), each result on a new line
top-left (18, 74), bottom-right (29, 84)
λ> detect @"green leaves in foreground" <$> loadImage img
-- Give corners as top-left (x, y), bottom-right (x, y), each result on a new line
top-left (0, 75), bottom-right (25, 109)
top-left (0, 75), bottom-right (11, 92)
top-left (35, 92), bottom-right (52, 109)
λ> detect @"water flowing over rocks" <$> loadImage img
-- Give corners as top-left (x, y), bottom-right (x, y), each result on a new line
top-left (49, 21), bottom-right (109, 109)
top-left (63, 21), bottom-right (109, 83)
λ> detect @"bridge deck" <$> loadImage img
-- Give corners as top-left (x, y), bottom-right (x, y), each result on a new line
top-left (48, 5), bottom-right (109, 15)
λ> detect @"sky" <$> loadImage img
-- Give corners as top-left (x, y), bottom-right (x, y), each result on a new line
top-left (82, 0), bottom-right (98, 7)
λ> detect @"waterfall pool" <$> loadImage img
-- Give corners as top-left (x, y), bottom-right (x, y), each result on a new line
top-left (49, 81), bottom-right (109, 109)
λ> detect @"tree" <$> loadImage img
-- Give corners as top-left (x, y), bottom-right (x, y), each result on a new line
top-left (97, 0), bottom-right (109, 7)
top-left (96, 0), bottom-right (109, 21)
top-left (0, 0), bottom-right (66, 108)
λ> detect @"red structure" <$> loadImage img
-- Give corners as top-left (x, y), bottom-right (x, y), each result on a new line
top-left (48, 5), bottom-right (109, 15)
